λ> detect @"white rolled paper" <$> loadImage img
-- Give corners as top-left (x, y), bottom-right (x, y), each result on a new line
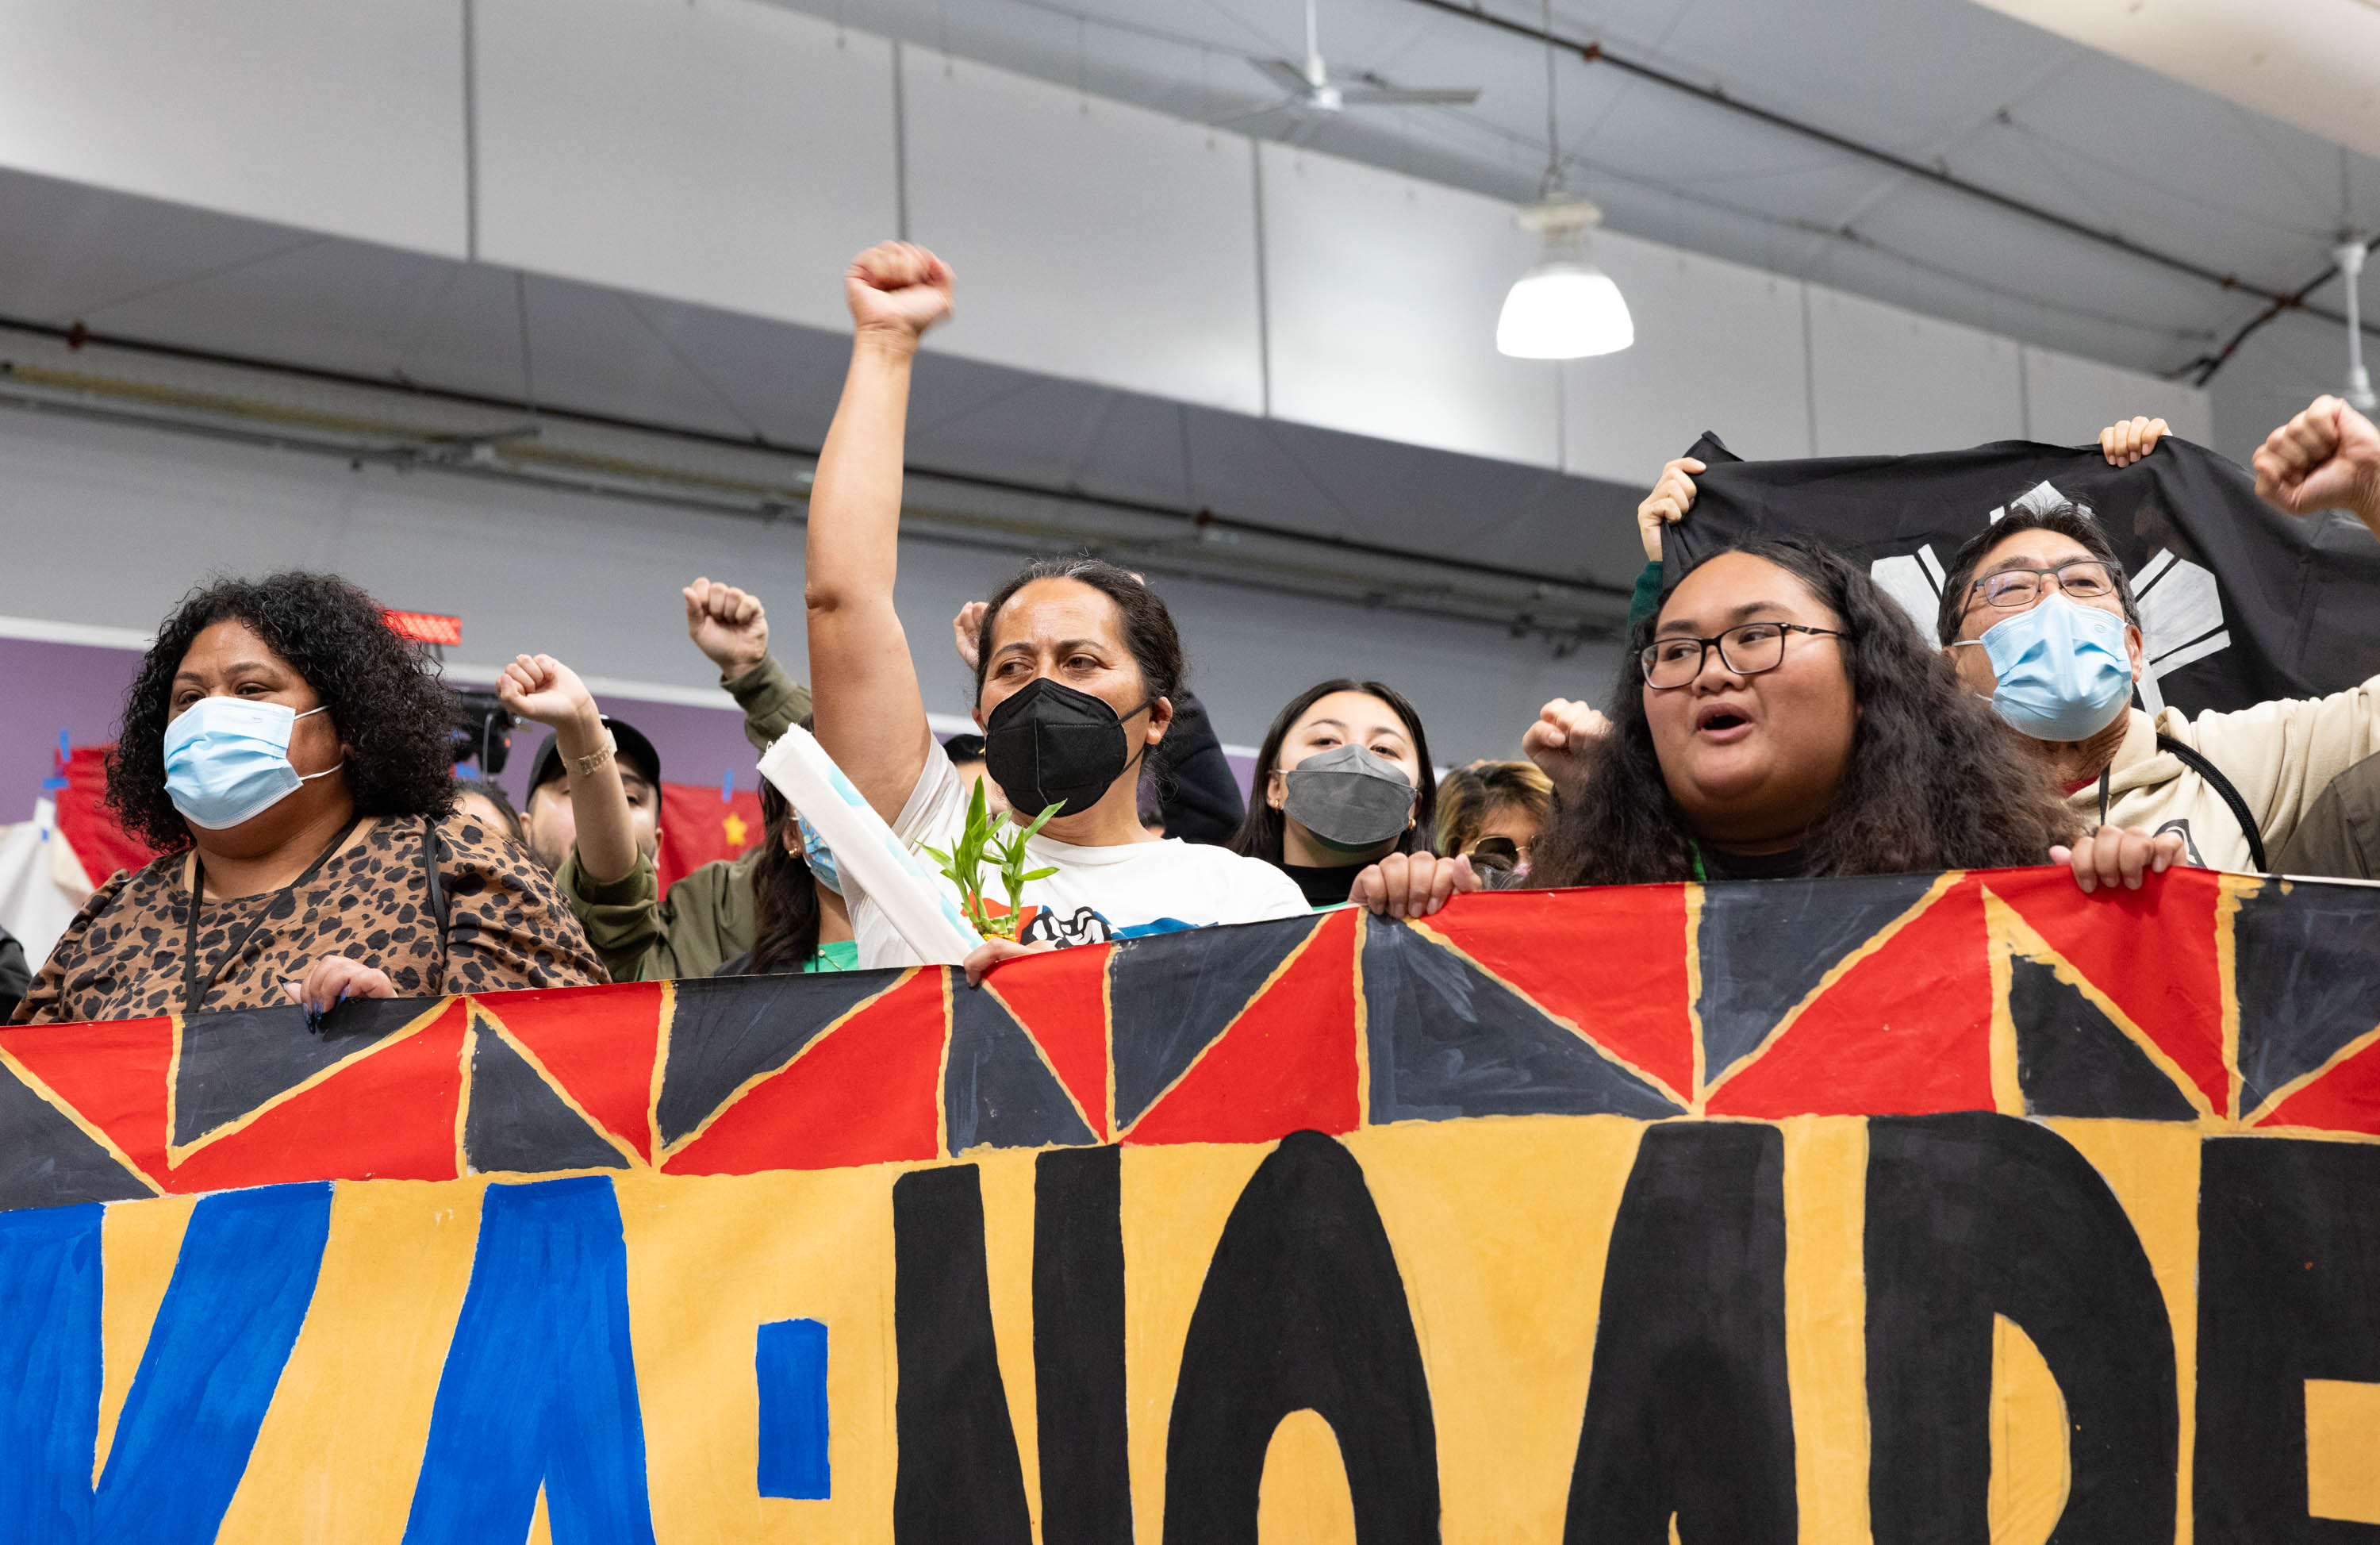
top-left (756, 726), bottom-right (983, 967)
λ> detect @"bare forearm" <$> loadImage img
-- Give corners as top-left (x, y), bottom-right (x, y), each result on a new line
top-left (805, 332), bottom-right (935, 817)
top-left (557, 706), bottom-right (640, 886)
top-left (808, 334), bottom-right (919, 612)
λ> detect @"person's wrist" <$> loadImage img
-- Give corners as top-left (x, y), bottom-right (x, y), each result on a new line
top-left (555, 703), bottom-right (605, 756)
top-left (853, 325), bottom-right (922, 362)
top-left (718, 648), bottom-right (768, 684)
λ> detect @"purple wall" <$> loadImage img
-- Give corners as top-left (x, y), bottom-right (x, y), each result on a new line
top-left (0, 637), bottom-right (144, 819)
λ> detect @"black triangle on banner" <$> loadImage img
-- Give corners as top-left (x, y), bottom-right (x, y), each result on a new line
top-left (657, 969), bottom-right (906, 1147)
top-left (0, 1063), bottom-right (155, 1210)
top-left (174, 995), bottom-right (426, 1146)
top-left (1695, 872), bottom-right (1943, 1086)
top-left (946, 988), bottom-right (1096, 1154)
top-left (2231, 880), bottom-right (2380, 1114)
top-left (465, 1021), bottom-right (629, 1174)
top-left (1363, 920), bottom-right (1679, 1122)
top-left (2007, 956), bottom-right (2198, 1121)
top-left (1108, 913), bottom-right (1318, 1130)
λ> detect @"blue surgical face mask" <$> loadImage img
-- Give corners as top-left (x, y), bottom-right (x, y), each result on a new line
top-left (793, 811), bottom-right (842, 896)
top-left (163, 698), bottom-right (342, 830)
top-left (1954, 592), bottom-right (2135, 742)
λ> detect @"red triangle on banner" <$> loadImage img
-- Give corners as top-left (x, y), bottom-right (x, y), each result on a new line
top-left (981, 941), bottom-right (1114, 1140)
top-left (663, 967), bottom-right (948, 1174)
top-left (1422, 886), bottom-right (1695, 1101)
top-left (478, 981), bottom-right (665, 1162)
top-left (1126, 908), bottom-right (1361, 1147)
top-left (163, 998), bottom-right (470, 1193)
top-left (0, 1013), bottom-right (176, 1182)
top-left (1987, 864), bottom-right (2228, 1115)
top-left (2256, 1026), bottom-right (2380, 1136)
top-left (1707, 878), bottom-right (1997, 1117)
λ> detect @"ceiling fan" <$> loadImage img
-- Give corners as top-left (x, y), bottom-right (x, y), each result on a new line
top-left (1219, 0), bottom-right (1482, 122)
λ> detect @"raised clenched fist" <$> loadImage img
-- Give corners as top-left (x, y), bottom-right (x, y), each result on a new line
top-left (685, 577), bottom-right (769, 680)
top-left (845, 241), bottom-right (955, 344)
top-left (495, 651), bottom-right (595, 732)
top-left (2254, 395), bottom-right (2380, 531)
top-left (1523, 697), bottom-right (1612, 794)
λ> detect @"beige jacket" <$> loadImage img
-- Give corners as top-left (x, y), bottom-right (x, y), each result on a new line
top-left (2070, 674), bottom-right (2380, 871)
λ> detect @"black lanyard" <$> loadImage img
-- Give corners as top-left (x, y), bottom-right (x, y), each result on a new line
top-left (2094, 736), bottom-right (2268, 872)
top-left (182, 817), bottom-right (361, 1017)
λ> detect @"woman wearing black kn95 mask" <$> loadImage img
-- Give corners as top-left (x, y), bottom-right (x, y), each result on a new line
top-left (804, 242), bottom-right (1308, 985)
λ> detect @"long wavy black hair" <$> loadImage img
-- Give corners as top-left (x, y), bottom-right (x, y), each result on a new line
top-left (1529, 539), bottom-right (2078, 886)
top-left (109, 572), bottom-right (458, 852)
top-left (1229, 678), bottom-right (1437, 864)
top-left (746, 718), bottom-right (825, 974)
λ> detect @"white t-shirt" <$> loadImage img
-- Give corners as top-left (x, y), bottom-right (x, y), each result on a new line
top-left (848, 745), bottom-right (1310, 968)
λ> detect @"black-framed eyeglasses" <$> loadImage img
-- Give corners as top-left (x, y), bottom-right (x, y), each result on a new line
top-left (1639, 622), bottom-right (1851, 689)
top-left (1965, 559), bottom-right (2118, 611)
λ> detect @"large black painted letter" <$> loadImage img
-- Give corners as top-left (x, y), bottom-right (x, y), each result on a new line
top-left (1161, 1130), bottom-right (1438, 1545)
top-left (2196, 1136), bottom-right (2380, 1543)
top-left (892, 1164), bottom-right (1032, 1545)
top-left (1035, 1145), bottom-right (1132, 1545)
top-left (1565, 1121), bottom-right (1795, 1543)
top-left (1866, 1113), bottom-right (2175, 1544)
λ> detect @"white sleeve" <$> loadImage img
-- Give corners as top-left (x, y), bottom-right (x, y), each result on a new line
top-left (1222, 852), bottom-right (1315, 922)
top-left (889, 742), bottom-right (966, 850)
top-left (2182, 672), bottom-right (2380, 843)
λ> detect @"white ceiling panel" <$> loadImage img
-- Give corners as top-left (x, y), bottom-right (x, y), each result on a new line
top-left (2021, 344), bottom-right (2213, 449)
top-left (1563, 229), bottom-right (1813, 483)
top-left (903, 51), bottom-right (1265, 414)
top-left (1972, 0), bottom-right (2380, 165)
top-left (0, 0), bottom-right (466, 257)
top-left (1258, 141), bottom-right (1558, 467)
top-left (474, 0), bottom-right (896, 331)
top-left (1806, 286), bottom-right (2025, 456)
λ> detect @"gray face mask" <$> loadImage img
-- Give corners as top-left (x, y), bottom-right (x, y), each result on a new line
top-left (1280, 743), bottom-right (1417, 851)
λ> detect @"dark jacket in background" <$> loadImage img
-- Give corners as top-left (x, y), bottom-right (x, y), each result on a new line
top-left (1148, 690), bottom-right (1246, 847)
top-left (2275, 750), bottom-right (2380, 880)
top-left (0, 927), bottom-right (28, 1023)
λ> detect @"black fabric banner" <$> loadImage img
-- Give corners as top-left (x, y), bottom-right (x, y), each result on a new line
top-left (1664, 432), bottom-right (2380, 717)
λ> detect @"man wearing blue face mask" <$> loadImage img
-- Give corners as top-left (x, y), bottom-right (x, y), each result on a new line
top-left (1933, 398), bottom-right (2380, 885)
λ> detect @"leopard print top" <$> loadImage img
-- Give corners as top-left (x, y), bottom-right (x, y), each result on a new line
top-left (12, 812), bottom-right (605, 1025)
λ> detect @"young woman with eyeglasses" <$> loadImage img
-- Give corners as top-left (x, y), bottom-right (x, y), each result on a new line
top-left (1527, 538), bottom-right (2086, 887)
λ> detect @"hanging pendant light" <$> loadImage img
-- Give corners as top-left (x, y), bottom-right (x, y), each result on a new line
top-left (1498, 3), bottom-right (1632, 360)
top-left (1499, 195), bottom-right (1633, 358)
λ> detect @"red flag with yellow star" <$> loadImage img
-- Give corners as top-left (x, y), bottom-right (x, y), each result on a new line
top-left (656, 781), bottom-right (767, 894)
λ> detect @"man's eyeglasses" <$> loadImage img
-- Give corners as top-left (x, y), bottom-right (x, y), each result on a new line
top-left (1966, 559), bottom-right (2118, 611)
top-left (1640, 622), bottom-right (1850, 689)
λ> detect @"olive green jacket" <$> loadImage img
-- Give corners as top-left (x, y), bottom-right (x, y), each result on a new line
top-left (556, 656), bottom-right (812, 982)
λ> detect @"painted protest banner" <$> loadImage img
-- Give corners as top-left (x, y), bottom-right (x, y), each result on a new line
top-left (0, 867), bottom-right (2374, 1542)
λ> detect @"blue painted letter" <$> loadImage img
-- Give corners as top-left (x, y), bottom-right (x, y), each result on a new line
top-left (757, 1318), bottom-right (831, 1500)
top-left (0, 1183), bottom-right (335, 1545)
top-left (403, 1175), bottom-right (657, 1545)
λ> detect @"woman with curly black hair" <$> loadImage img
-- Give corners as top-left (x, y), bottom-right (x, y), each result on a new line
top-left (13, 571), bottom-right (604, 1025)
top-left (1528, 539), bottom-right (2094, 887)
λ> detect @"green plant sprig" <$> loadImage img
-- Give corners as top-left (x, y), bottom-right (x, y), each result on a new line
top-left (919, 778), bottom-right (1065, 940)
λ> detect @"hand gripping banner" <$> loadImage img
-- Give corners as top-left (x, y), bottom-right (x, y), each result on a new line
top-left (0, 867), bottom-right (2374, 1542)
